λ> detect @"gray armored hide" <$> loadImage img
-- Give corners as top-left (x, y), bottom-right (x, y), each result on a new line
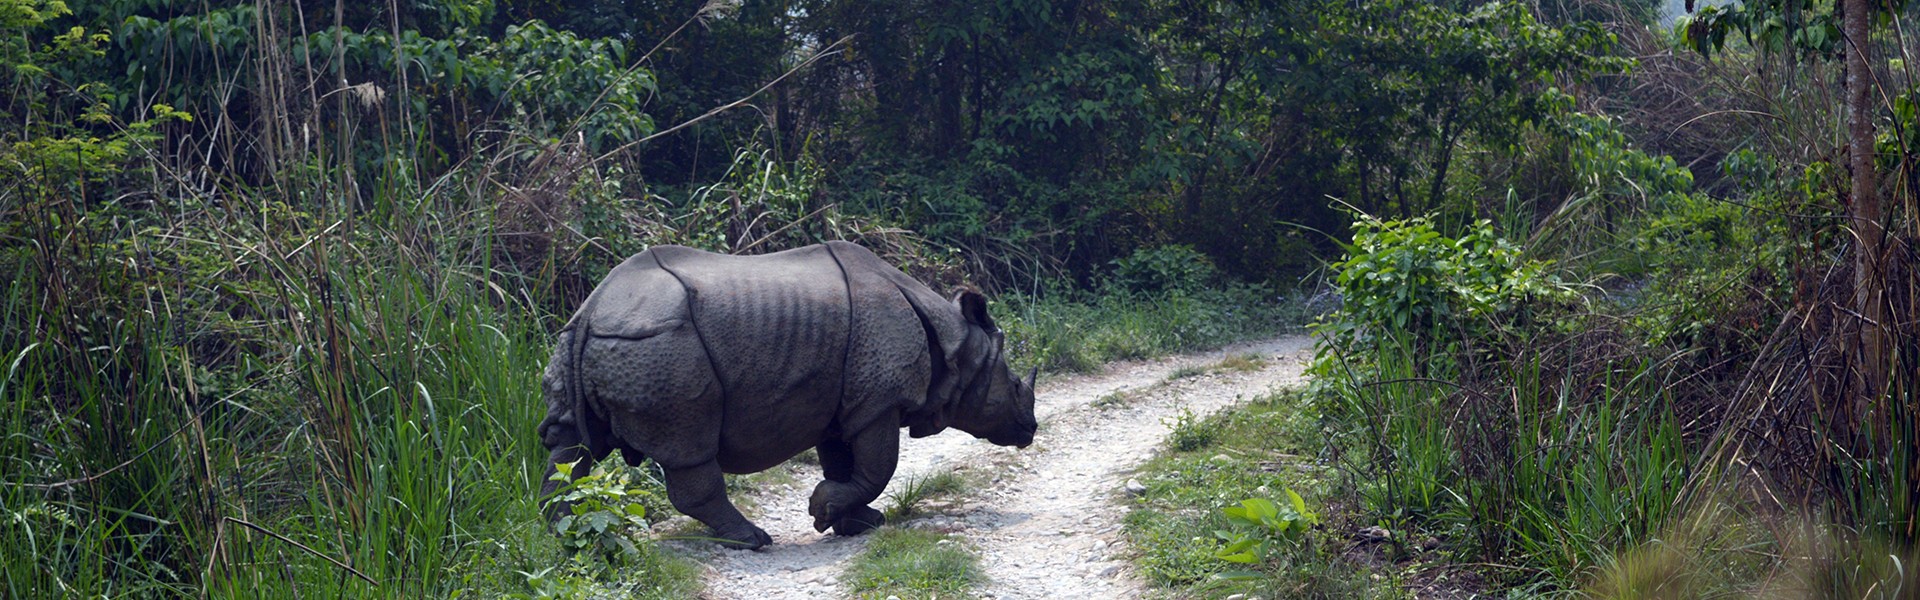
top-left (537, 241), bottom-right (1038, 549)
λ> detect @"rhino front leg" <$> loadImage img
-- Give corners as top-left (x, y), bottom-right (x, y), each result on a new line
top-left (809, 420), bottom-right (898, 536)
top-left (663, 460), bottom-right (771, 549)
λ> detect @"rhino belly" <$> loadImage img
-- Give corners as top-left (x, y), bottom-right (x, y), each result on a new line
top-left (715, 406), bottom-right (834, 474)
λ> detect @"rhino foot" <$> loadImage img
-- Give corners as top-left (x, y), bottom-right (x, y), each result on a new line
top-left (829, 505), bottom-right (884, 536)
top-left (713, 524), bottom-right (772, 550)
top-left (809, 481), bottom-right (882, 534)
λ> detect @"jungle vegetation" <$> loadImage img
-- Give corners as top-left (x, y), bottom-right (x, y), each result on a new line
top-left (0, 0), bottom-right (1913, 596)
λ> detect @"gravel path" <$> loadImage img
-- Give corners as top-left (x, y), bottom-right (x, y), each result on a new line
top-left (688, 335), bottom-right (1314, 599)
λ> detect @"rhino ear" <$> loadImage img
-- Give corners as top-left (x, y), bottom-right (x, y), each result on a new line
top-left (953, 289), bottom-right (996, 333)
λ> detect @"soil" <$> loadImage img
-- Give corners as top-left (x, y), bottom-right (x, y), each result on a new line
top-left (682, 335), bottom-right (1315, 599)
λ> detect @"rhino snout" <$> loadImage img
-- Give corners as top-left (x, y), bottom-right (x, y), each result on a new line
top-left (990, 421), bottom-right (1037, 448)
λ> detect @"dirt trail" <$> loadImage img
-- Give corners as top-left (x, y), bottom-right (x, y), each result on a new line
top-left (687, 335), bottom-right (1315, 599)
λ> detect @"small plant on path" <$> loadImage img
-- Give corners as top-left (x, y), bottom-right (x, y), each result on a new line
top-left (1166, 408), bottom-right (1220, 452)
top-left (1168, 364), bottom-right (1209, 380)
top-left (884, 469), bottom-right (969, 521)
top-left (1212, 491), bottom-right (1320, 580)
top-left (843, 527), bottom-right (982, 599)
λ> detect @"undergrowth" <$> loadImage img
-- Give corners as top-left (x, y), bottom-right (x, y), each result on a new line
top-left (1124, 390), bottom-right (1398, 599)
top-left (1309, 211), bottom-right (1917, 596)
top-left (999, 284), bottom-right (1305, 375)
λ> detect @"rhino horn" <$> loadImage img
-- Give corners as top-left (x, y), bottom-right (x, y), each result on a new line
top-left (1027, 367), bottom-right (1038, 390)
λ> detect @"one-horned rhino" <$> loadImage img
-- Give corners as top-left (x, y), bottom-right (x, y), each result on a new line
top-left (537, 241), bottom-right (1038, 549)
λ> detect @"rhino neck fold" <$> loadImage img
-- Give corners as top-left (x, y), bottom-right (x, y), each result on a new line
top-left (899, 284), bottom-right (956, 436)
top-left (921, 331), bottom-right (995, 436)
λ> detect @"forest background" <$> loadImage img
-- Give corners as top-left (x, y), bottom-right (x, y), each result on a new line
top-left (1, 0), bottom-right (1914, 597)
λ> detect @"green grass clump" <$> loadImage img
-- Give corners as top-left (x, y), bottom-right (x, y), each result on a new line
top-left (1212, 353), bottom-right (1267, 373)
top-left (842, 527), bottom-right (982, 599)
top-left (1125, 390), bottom-right (1393, 599)
top-left (1092, 389), bottom-right (1137, 409)
top-left (1168, 354), bottom-right (1268, 383)
top-left (885, 470), bottom-right (970, 521)
top-left (1164, 408), bottom-right (1221, 452)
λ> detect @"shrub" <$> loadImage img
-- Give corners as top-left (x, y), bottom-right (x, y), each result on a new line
top-left (1212, 492), bottom-right (1320, 576)
top-left (1318, 216), bottom-right (1571, 352)
top-left (1106, 244), bottom-right (1221, 295)
top-left (546, 460), bottom-right (660, 568)
top-left (1311, 215), bottom-right (1574, 387)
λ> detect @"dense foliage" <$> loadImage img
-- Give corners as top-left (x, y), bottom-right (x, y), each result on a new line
top-left (2, 0), bottom-right (1916, 597)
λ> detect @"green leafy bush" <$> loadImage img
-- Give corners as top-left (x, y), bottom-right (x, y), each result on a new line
top-left (1326, 216), bottom-right (1568, 341)
top-left (1312, 215), bottom-right (1573, 381)
top-left (547, 460), bottom-right (660, 567)
top-left (1107, 245), bottom-right (1220, 295)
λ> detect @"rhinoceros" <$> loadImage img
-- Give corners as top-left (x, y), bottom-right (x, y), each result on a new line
top-left (537, 241), bottom-right (1038, 549)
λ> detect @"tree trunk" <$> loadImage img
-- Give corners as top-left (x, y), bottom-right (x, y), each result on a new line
top-left (1845, 0), bottom-right (1887, 404)
top-left (935, 39), bottom-right (964, 155)
top-left (1426, 104), bottom-right (1460, 216)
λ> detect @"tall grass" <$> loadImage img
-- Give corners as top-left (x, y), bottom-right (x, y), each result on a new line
top-left (0, 191), bottom-right (578, 597)
top-left (0, 94), bottom-right (718, 593)
top-left (1320, 334), bottom-right (1691, 585)
top-left (209, 254), bottom-right (558, 597)
top-left (1318, 308), bottom-right (1916, 596)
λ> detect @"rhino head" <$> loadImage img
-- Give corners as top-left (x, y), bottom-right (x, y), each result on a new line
top-left (906, 290), bottom-right (1039, 448)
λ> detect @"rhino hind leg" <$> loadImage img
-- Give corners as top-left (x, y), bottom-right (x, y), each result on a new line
top-left (537, 361), bottom-right (614, 521)
top-left (662, 461), bottom-right (771, 549)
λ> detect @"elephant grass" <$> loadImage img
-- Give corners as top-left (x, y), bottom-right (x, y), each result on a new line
top-left (0, 219), bottom-right (701, 598)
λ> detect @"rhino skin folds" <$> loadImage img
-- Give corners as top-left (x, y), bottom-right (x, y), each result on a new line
top-left (536, 241), bottom-right (1038, 549)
